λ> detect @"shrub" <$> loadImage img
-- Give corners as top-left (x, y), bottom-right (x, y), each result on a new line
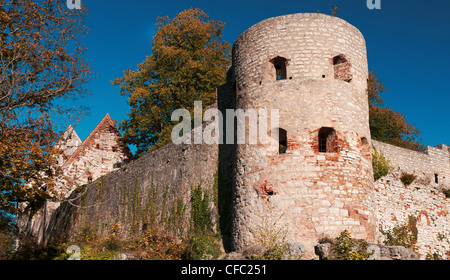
top-left (442, 189), bottom-right (450, 198)
top-left (318, 235), bottom-right (334, 244)
top-left (76, 226), bottom-right (98, 244)
top-left (102, 223), bottom-right (124, 251)
top-left (400, 173), bottom-right (417, 186)
top-left (381, 215), bottom-right (418, 249)
top-left (186, 234), bottom-right (221, 260)
top-left (80, 245), bottom-right (119, 260)
top-left (251, 205), bottom-right (303, 260)
top-left (372, 146), bottom-right (392, 181)
top-left (425, 253), bottom-right (441, 260)
top-left (13, 237), bottom-right (68, 260)
top-left (138, 228), bottom-right (187, 260)
top-left (0, 232), bottom-right (15, 260)
top-left (185, 185), bottom-right (222, 260)
top-left (331, 230), bottom-right (369, 260)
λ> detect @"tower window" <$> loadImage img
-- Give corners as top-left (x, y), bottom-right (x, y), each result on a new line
top-left (361, 137), bottom-right (368, 145)
top-left (319, 127), bottom-right (338, 153)
top-left (279, 128), bottom-right (287, 154)
top-left (435, 174), bottom-right (439, 184)
top-left (270, 56), bottom-right (288, 81)
top-left (333, 54), bottom-right (352, 83)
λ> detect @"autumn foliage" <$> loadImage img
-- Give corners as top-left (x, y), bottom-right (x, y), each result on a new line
top-left (0, 0), bottom-right (91, 251)
top-left (368, 71), bottom-right (423, 151)
top-left (114, 8), bottom-right (231, 156)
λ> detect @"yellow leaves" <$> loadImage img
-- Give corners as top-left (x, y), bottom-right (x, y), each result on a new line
top-left (1, 115), bottom-right (61, 211)
top-left (114, 8), bottom-right (230, 156)
top-left (0, 10), bottom-right (12, 23)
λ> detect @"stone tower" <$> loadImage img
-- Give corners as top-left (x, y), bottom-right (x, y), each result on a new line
top-left (229, 13), bottom-right (376, 256)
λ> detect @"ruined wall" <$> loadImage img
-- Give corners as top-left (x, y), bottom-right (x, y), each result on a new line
top-left (38, 13), bottom-right (450, 260)
top-left (20, 114), bottom-right (134, 244)
top-left (229, 13), bottom-right (375, 258)
top-left (61, 114), bottom-right (133, 190)
top-left (374, 172), bottom-right (450, 259)
top-left (373, 140), bottom-right (450, 188)
top-left (373, 140), bottom-right (450, 259)
top-left (45, 134), bottom-right (221, 244)
top-left (55, 125), bottom-right (82, 164)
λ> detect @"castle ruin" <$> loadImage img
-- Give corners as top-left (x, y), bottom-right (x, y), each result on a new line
top-left (20, 114), bottom-right (133, 244)
top-left (21, 13), bottom-right (450, 259)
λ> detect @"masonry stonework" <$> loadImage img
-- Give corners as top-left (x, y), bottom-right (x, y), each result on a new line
top-left (61, 113), bottom-right (133, 188)
top-left (26, 13), bottom-right (450, 260)
top-left (45, 132), bottom-right (220, 244)
top-left (373, 140), bottom-right (450, 259)
top-left (373, 140), bottom-right (450, 188)
top-left (20, 114), bottom-right (133, 244)
top-left (229, 13), bottom-right (376, 256)
top-left (374, 171), bottom-right (450, 259)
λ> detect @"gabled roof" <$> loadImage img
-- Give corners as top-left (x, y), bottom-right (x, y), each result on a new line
top-left (56, 125), bottom-right (82, 158)
top-left (61, 113), bottom-right (130, 168)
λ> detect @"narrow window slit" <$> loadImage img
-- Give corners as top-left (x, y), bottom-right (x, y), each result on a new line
top-left (279, 128), bottom-right (287, 154)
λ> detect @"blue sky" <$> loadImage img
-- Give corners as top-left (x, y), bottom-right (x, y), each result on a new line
top-left (68, 0), bottom-right (450, 153)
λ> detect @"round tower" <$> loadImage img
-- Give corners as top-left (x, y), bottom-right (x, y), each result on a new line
top-left (230, 13), bottom-right (376, 257)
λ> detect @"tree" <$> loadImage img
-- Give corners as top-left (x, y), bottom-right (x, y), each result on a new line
top-left (330, 5), bottom-right (339, 17)
top-left (114, 8), bottom-right (231, 157)
top-left (0, 0), bottom-right (91, 246)
top-left (368, 71), bottom-right (423, 151)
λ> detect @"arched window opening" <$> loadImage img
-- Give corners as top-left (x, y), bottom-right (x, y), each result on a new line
top-left (319, 127), bottom-right (338, 153)
top-left (270, 56), bottom-right (288, 81)
top-left (333, 54), bottom-right (352, 83)
top-left (279, 128), bottom-right (287, 154)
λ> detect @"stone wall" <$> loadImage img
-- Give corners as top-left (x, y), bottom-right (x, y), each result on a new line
top-left (62, 113), bottom-right (133, 190)
top-left (36, 13), bottom-right (450, 260)
top-left (45, 133), bottom-right (221, 245)
top-left (374, 171), bottom-right (450, 259)
top-left (44, 134), bottom-right (450, 259)
top-left (373, 140), bottom-right (450, 188)
top-left (20, 114), bottom-right (134, 244)
top-left (373, 140), bottom-right (450, 259)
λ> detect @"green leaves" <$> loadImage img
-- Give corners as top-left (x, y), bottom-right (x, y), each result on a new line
top-left (331, 230), bottom-right (369, 260)
top-left (372, 146), bottom-right (392, 181)
top-left (114, 8), bottom-right (231, 156)
top-left (190, 185), bottom-right (212, 235)
top-left (381, 216), bottom-right (418, 249)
